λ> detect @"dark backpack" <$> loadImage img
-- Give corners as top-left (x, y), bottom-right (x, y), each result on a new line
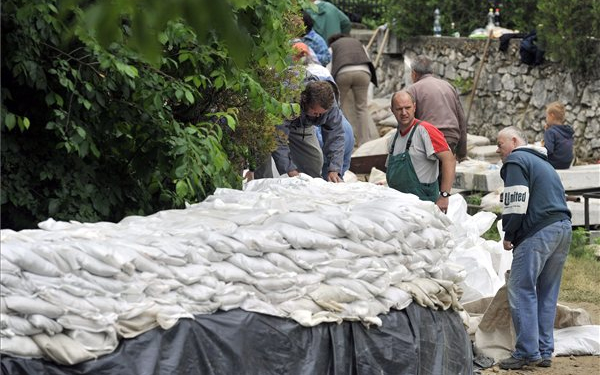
top-left (520, 31), bottom-right (545, 66)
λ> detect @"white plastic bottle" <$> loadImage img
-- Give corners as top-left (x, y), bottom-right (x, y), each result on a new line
top-left (486, 8), bottom-right (495, 31)
top-left (433, 8), bottom-right (442, 37)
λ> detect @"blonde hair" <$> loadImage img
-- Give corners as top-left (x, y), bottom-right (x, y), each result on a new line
top-left (546, 101), bottom-right (565, 124)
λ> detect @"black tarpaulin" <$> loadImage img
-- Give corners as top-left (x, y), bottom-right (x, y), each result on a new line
top-left (1, 304), bottom-right (473, 375)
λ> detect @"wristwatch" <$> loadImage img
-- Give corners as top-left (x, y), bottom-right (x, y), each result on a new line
top-left (440, 191), bottom-right (451, 198)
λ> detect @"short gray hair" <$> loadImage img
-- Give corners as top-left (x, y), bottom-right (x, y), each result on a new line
top-left (390, 90), bottom-right (415, 107)
top-left (411, 55), bottom-right (433, 75)
top-left (498, 126), bottom-right (528, 145)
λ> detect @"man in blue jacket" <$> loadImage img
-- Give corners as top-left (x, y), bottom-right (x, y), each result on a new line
top-left (495, 126), bottom-right (572, 370)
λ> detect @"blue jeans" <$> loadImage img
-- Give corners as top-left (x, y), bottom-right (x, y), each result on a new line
top-left (508, 219), bottom-right (572, 361)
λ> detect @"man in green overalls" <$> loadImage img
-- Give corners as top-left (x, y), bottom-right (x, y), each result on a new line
top-left (386, 91), bottom-right (456, 213)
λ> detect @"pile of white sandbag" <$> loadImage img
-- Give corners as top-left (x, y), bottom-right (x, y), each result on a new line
top-left (1, 175), bottom-right (466, 365)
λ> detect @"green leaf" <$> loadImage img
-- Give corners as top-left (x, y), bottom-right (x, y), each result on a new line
top-left (55, 94), bottom-right (64, 106)
top-left (184, 90), bottom-right (194, 104)
top-left (174, 164), bottom-right (187, 178)
top-left (22, 117), bottom-right (31, 130)
top-left (223, 114), bottom-right (236, 130)
top-left (4, 113), bottom-right (16, 130)
top-left (158, 32), bottom-right (168, 45)
top-left (76, 127), bottom-right (87, 138)
top-left (45, 93), bottom-right (56, 106)
top-left (90, 142), bottom-right (100, 158)
top-left (175, 180), bottom-right (189, 197)
top-left (282, 103), bottom-right (292, 118)
top-left (179, 53), bottom-right (190, 63)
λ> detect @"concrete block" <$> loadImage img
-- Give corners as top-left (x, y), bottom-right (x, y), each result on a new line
top-left (567, 198), bottom-right (600, 227)
top-left (468, 145), bottom-right (501, 164)
top-left (556, 164), bottom-right (600, 191)
top-left (454, 160), bottom-right (503, 192)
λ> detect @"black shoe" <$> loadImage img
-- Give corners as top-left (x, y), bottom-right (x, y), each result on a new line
top-left (537, 358), bottom-right (552, 367)
top-left (498, 356), bottom-right (542, 370)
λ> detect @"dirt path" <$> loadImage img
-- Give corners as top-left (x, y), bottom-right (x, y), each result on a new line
top-left (479, 301), bottom-right (600, 374)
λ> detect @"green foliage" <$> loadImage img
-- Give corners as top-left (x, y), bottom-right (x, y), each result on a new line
top-left (1, 0), bottom-right (303, 229)
top-left (383, 0), bottom-right (539, 39)
top-left (569, 227), bottom-right (598, 259)
top-left (536, 0), bottom-right (600, 74)
top-left (384, 0), bottom-right (495, 39)
top-left (382, 0), bottom-right (598, 74)
top-left (451, 76), bottom-right (473, 96)
top-left (482, 219), bottom-right (501, 241)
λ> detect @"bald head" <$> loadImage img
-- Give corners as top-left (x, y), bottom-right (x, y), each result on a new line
top-left (391, 91), bottom-right (416, 130)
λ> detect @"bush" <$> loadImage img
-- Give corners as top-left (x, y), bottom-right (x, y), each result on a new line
top-left (1, 0), bottom-right (302, 229)
top-left (536, 0), bottom-right (600, 74)
top-left (382, 0), bottom-right (598, 74)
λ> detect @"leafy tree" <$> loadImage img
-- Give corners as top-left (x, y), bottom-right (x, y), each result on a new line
top-left (536, 0), bottom-right (600, 74)
top-left (382, 0), bottom-right (598, 74)
top-left (1, 0), bottom-right (304, 229)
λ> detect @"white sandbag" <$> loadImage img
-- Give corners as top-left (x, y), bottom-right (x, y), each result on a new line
top-left (282, 249), bottom-right (331, 270)
top-left (265, 212), bottom-right (344, 238)
top-left (155, 305), bottom-right (194, 330)
top-left (290, 309), bottom-right (343, 327)
top-left (57, 314), bottom-right (116, 332)
top-left (326, 278), bottom-right (376, 299)
top-left (132, 255), bottom-right (174, 278)
top-left (67, 328), bottom-right (118, 354)
top-left (1, 243), bottom-right (62, 277)
top-left (168, 263), bottom-right (210, 285)
top-left (201, 231), bottom-right (259, 256)
top-left (75, 240), bottom-right (138, 271)
top-left (253, 276), bottom-right (298, 293)
top-left (180, 284), bottom-right (216, 302)
top-left (334, 238), bottom-right (379, 257)
top-left (32, 333), bottom-right (97, 365)
top-left (31, 245), bottom-right (74, 273)
top-left (1, 273), bottom-right (36, 294)
top-left (210, 261), bottom-right (254, 284)
top-left (37, 288), bottom-right (100, 315)
top-left (379, 286), bottom-right (413, 310)
top-left (28, 314), bottom-right (63, 335)
top-left (231, 227), bottom-right (290, 253)
top-left (344, 214), bottom-right (392, 242)
top-left (212, 285), bottom-right (250, 311)
top-left (226, 253), bottom-right (287, 277)
top-left (4, 296), bottom-right (65, 318)
top-left (82, 296), bottom-right (124, 314)
top-left (0, 258), bottom-right (21, 275)
top-left (62, 273), bottom-right (114, 297)
top-left (309, 284), bottom-right (362, 305)
top-left (0, 314), bottom-right (43, 336)
top-left (76, 270), bottom-right (130, 294)
top-left (554, 325), bottom-right (600, 356)
top-left (0, 335), bottom-right (44, 358)
top-left (240, 296), bottom-right (284, 316)
top-left (313, 265), bottom-right (352, 279)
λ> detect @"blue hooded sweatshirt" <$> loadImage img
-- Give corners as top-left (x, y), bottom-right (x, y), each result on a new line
top-left (544, 124), bottom-right (574, 169)
top-left (500, 147), bottom-right (571, 247)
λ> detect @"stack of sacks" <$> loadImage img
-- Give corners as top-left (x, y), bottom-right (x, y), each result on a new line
top-left (1, 175), bottom-right (465, 365)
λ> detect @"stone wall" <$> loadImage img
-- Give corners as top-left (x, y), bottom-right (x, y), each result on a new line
top-left (367, 35), bottom-right (600, 161)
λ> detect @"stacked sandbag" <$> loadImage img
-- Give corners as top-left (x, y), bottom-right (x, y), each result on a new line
top-left (1, 175), bottom-right (464, 365)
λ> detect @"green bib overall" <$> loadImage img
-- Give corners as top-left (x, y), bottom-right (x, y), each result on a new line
top-left (386, 122), bottom-right (439, 202)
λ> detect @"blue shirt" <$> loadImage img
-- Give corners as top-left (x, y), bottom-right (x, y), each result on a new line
top-left (303, 30), bottom-right (331, 66)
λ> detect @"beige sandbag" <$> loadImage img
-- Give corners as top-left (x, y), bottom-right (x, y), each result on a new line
top-left (32, 333), bottom-right (97, 365)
